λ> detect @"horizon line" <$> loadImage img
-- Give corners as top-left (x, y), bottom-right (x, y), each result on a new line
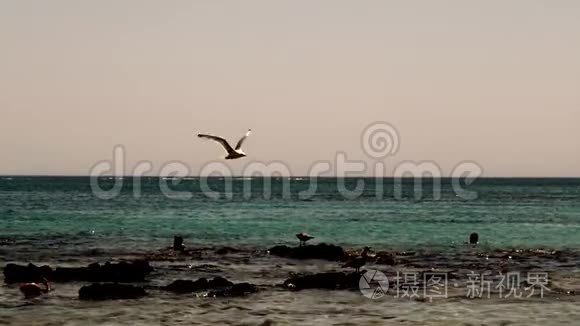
top-left (1, 175), bottom-right (580, 179)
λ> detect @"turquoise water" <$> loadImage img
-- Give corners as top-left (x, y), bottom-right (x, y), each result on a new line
top-left (1, 177), bottom-right (580, 325)
top-left (1, 177), bottom-right (579, 251)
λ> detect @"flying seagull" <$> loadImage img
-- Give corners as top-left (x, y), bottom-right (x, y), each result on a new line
top-left (197, 129), bottom-right (251, 160)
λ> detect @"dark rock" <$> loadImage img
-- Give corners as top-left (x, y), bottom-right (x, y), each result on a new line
top-left (145, 248), bottom-right (202, 262)
top-left (283, 272), bottom-right (362, 291)
top-left (215, 247), bottom-right (241, 255)
top-left (3, 263), bottom-right (53, 284)
top-left (79, 283), bottom-right (147, 301)
top-left (259, 319), bottom-right (276, 326)
top-left (209, 276), bottom-right (233, 288)
top-left (554, 288), bottom-right (575, 296)
top-left (56, 260), bottom-right (152, 283)
top-left (396, 251), bottom-right (416, 257)
top-left (375, 252), bottom-right (397, 265)
top-left (207, 283), bottom-right (258, 297)
top-left (268, 243), bottom-right (346, 261)
top-left (82, 248), bottom-right (105, 257)
top-left (3, 260), bottom-right (152, 284)
top-left (163, 279), bottom-right (208, 294)
top-left (188, 264), bottom-right (222, 273)
top-left (163, 276), bottom-right (257, 297)
top-left (0, 238), bottom-right (16, 246)
top-left (163, 277), bottom-right (234, 294)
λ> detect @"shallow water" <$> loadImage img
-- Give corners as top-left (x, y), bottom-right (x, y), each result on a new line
top-left (3, 294), bottom-right (580, 326)
top-left (1, 177), bottom-right (579, 324)
top-left (1, 247), bottom-right (579, 325)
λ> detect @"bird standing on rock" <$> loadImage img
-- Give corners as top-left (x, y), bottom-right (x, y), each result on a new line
top-left (342, 246), bottom-right (372, 273)
top-left (296, 232), bottom-right (314, 246)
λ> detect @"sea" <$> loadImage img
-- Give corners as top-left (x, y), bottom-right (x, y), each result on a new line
top-left (0, 177), bottom-right (579, 325)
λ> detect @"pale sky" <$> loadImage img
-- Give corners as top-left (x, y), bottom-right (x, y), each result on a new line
top-left (1, 1), bottom-right (579, 177)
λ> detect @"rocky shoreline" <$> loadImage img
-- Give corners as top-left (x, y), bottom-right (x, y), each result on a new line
top-left (2, 243), bottom-right (579, 301)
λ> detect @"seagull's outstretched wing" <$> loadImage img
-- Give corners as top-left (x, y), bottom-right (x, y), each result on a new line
top-left (198, 133), bottom-right (235, 155)
top-left (235, 129), bottom-right (252, 150)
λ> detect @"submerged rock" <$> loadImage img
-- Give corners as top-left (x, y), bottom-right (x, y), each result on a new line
top-left (188, 264), bottom-right (223, 273)
top-left (268, 243), bottom-right (347, 261)
top-left (375, 252), bottom-right (397, 265)
top-left (163, 277), bottom-right (258, 297)
top-left (215, 247), bottom-right (242, 255)
top-left (0, 238), bottom-right (16, 246)
top-left (79, 283), bottom-right (147, 301)
top-left (283, 272), bottom-right (362, 291)
top-left (207, 283), bottom-right (258, 297)
top-left (3, 260), bottom-right (153, 284)
top-left (163, 277), bottom-right (234, 294)
top-left (145, 247), bottom-right (203, 262)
